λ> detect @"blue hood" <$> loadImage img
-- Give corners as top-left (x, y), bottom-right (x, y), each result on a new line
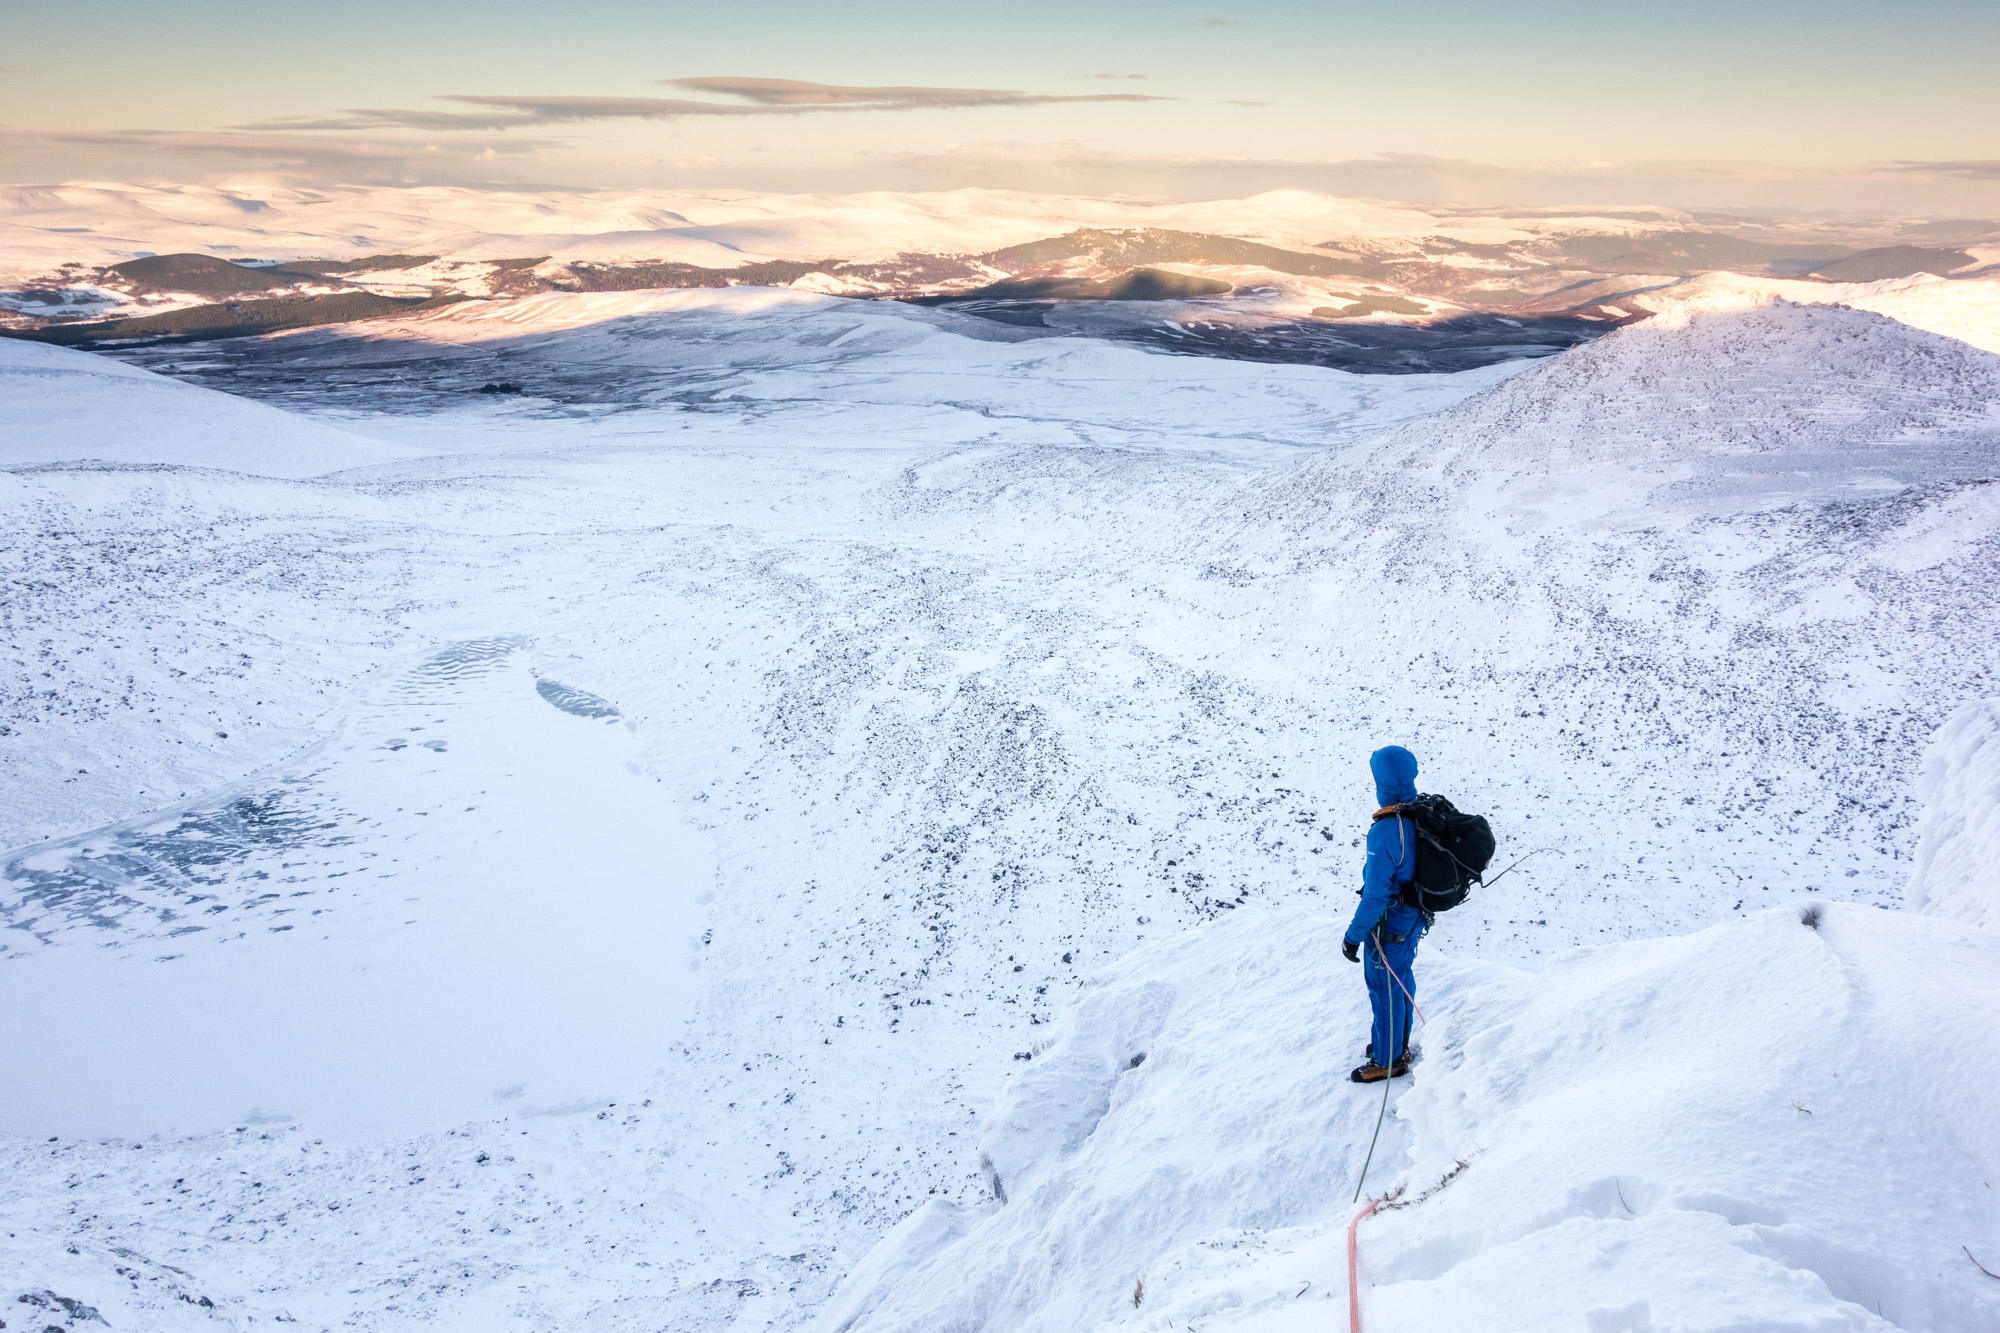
top-left (1370, 745), bottom-right (1419, 807)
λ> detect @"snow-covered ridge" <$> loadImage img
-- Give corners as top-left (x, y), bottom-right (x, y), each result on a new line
top-left (1635, 271), bottom-right (2000, 355)
top-left (0, 338), bottom-right (423, 476)
top-left (1365, 301), bottom-right (2000, 473)
top-left (821, 900), bottom-right (2000, 1333)
top-left (1234, 302), bottom-right (2000, 550)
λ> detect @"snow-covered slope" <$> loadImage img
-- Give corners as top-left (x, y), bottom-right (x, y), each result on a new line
top-left (1203, 301), bottom-right (2000, 946)
top-left (0, 338), bottom-right (423, 475)
top-left (1909, 699), bottom-right (2000, 929)
top-left (4, 290), bottom-right (1998, 1332)
top-left (820, 902), bottom-right (2000, 1333)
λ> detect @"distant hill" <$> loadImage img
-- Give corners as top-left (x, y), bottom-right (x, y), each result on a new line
top-left (1807, 245), bottom-right (1975, 282)
top-left (272, 254), bottom-right (435, 276)
top-left (935, 267), bottom-right (1234, 303)
top-left (986, 228), bottom-right (1377, 278)
top-left (9, 291), bottom-right (465, 345)
top-left (106, 253), bottom-right (304, 296)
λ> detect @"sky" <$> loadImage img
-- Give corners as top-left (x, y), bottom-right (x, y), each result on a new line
top-left (2, 0), bottom-right (1998, 212)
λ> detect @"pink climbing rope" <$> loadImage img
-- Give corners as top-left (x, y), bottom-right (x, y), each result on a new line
top-left (1385, 959), bottom-right (1427, 1027)
top-left (1347, 1197), bottom-right (1381, 1333)
top-left (1363, 929), bottom-right (1428, 1028)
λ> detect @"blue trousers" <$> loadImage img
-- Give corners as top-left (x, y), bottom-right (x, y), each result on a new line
top-left (1364, 934), bottom-right (1418, 1063)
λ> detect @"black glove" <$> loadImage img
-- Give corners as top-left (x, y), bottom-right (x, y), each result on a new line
top-left (1341, 938), bottom-right (1360, 964)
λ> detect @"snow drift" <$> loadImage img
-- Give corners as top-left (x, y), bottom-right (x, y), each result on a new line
top-left (0, 337), bottom-right (421, 477)
top-left (1909, 699), bottom-right (2000, 929)
top-left (820, 903), bottom-right (2000, 1333)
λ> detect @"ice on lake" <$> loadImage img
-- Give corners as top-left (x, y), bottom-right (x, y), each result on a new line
top-left (0, 638), bottom-right (712, 1140)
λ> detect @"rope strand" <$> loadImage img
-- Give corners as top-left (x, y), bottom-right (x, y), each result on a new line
top-left (1478, 845), bottom-right (1557, 890)
top-left (1351, 928), bottom-right (1398, 1203)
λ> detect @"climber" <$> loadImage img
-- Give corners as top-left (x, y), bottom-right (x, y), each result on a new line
top-left (1341, 745), bottom-right (1424, 1083)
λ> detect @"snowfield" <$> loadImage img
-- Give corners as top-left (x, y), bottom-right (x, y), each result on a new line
top-left (2, 286), bottom-right (1997, 1332)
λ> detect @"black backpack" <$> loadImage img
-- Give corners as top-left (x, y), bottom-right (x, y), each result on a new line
top-left (1378, 793), bottom-right (1495, 913)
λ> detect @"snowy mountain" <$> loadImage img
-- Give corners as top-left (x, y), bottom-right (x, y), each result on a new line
top-left (2, 264), bottom-right (1998, 1332)
top-left (5, 184), bottom-right (1995, 375)
top-left (0, 182), bottom-right (1846, 273)
top-left (1251, 300), bottom-right (2000, 501)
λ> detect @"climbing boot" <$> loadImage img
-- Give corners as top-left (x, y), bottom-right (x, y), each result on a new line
top-left (1349, 1056), bottom-right (1410, 1083)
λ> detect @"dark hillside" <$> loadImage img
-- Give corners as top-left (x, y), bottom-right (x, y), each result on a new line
top-left (272, 254), bottom-right (436, 276)
top-left (106, 253), bottom-right (305, 296)
top-left (921, 267), bottom-right (1232, 303)
top-left (1546, 232), bottom-right (1849, 276)
top-left (985, 229), bottom-right (1378, 278)
top-left (561, 258), bottom-right (834, 292)
top-left (1807, 246), bottom-right (1975, 282)
top-left (5, 291), bottom-right (467, 345)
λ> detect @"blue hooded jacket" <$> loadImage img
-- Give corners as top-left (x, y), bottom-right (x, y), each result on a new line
top-left (1343, 745), bottom-right (1425, 946)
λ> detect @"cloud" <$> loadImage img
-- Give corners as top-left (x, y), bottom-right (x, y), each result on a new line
top-left (1079, 73), bottom-right (1147, 80)
top-left (241, 96), bottom-right (783, 132)
top-left (1880, 159), bottom-right (2000, 180)
top-left (237, 78), bottom-right (1166, 133)
top-left (848, 142), bottom-right (2000, 214)
top-left (0, 127), bottom-right (552, 187)
top-left (1190, 17), bottom-right (1245, 26)
top-left (666, 76), bottom-right (1162, 109)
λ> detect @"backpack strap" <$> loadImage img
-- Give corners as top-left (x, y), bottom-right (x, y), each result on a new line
top-left (1370, 805), bottom-right (1414, 884)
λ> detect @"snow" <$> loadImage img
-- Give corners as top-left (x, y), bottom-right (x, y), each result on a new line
top-left (1293, 301), bottom-right (2000, 491)
top-left (0, 183), bottom-right (1682, 275)
top-left (255, 285), bottom-right (1526, 456)
top-left (819, 903), bottom-right (2000, 1333)
top-left (1909, 699), bottom-right (2000, 929)
top-left (3, 288), bottom-right (1998, 1331)
top-left (0, 338), bottom-right (425, 476)
top-left (1633, 272), bottom-right (2000, 357)
top-left (1, 636), bottom-right (713, 1140)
